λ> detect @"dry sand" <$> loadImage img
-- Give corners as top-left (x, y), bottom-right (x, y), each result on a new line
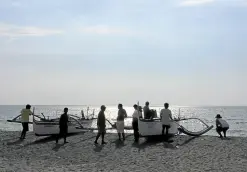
top-left (1, 130), bottom-right (247, 172)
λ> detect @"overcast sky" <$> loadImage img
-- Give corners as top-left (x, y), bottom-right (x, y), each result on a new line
top-left (0, 0), bottom-right (247, 106)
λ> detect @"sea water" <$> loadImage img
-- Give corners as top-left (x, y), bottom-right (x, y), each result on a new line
top-left (0, 105), bottom-right (247, 137)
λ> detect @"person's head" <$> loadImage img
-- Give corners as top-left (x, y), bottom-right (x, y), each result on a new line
top-left (101, 105), bottom-right (106, 111)
top-left (26, 104), bottom-right (31, 109)
top-left (164, 103), bottom-right (169, 109)
top-left (118, 104), bottom-right (123, 109)
top-left (145, 102), bottom-right (149, 106)
top-left (133, 104), bottom-right (138, 110)
top-left (215, 114), bottom-right (222, 119)
top-left (64, 107), bottom-right (68, 113)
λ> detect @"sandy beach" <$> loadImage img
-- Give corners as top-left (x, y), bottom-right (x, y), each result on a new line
top-left (1, 130), bottom-right (247, 172)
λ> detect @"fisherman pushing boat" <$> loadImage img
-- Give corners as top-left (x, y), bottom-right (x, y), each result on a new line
top-left (20, 104), bottom-right (33, 140)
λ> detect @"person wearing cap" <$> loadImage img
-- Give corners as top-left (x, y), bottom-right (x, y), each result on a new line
top-left (56, 107), bottom-right (69, 144)
top-left (116, 104), bottom-right (127, 141)
top-left (160, 103), bottom-right (173, 141)
top-left (132, 104), bottom-right (142, 142)
top-left (143, 101), bottom-right (150, 119)
top-left (215, 114), bottom-right (229, 138)
top-left (95, 105), bottom-right (107, 144)
top-left (20, 104), bottom-right (33, 139)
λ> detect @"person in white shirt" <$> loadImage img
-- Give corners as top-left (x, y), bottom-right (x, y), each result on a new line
top-left (215, 114), bottom-right (229, 138)
top-left (160, 103), bottom-right (173, 140)
top-left (132, 104), bottom-right (141, 142)
top-left (20, 104), bottom-right (33, 139)
top-left (116, 104), bottom-right (127, 141)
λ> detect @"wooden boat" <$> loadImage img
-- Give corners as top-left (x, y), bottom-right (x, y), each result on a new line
top-left (138, 117), bottom-right (213, 137)
top-left (33, 114), bottom-right (88, 136)
top-left (7, 109), bottom-right (96, 136)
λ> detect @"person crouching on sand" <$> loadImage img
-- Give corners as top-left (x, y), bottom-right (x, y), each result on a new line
top-left (132, 104), bottom-right (141, 142)
top-left (95, 105), bottom-right (107, 145)
top-left (20, 104), bottom-right (33, 140)
top-left (215, 114), bottom-right (229, 138)
top-left (116, 104), bottom-right (127, 141)
top-left (56, 108), bottom-right (69, 144)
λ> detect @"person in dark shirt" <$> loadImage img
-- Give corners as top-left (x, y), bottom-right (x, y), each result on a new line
top-left (56, 107), bottom-right (69, 144)
top-left (143, 101), bottom-right (150, 119)
top-left (94, 105), bottom-right (107, 145)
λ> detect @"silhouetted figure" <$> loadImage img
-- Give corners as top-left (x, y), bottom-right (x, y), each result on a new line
top-left (143, 101), bottom-right (150, 119)
top-left (81, 110), bottom-right (85, 119)
top-left (216, 114), bottom-right (229, 138)
top-left (160, 103), bottom-right (173, 141)
top-left (20, 104), bottom-right (32, 139)
top-left (56, 108), bottom-right (69, 144)
top-left (132, 104), bottom-right (141, 142)
top-left (95, 105), bottom-right (107, 145)
top-left (116, 104), bottom-right (127, 141)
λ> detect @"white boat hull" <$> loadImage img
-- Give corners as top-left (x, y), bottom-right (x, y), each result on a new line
top-left (138, 118), bottom-right (179, 136)
top-left (33, 118), bottom-right (93, 136)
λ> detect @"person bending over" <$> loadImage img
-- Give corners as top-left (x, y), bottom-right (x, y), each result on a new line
top-left (215, 114), bottom-right (229, 138)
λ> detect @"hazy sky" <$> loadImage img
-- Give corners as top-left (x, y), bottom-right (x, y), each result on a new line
top-left (0, 0), bottom-right (247, 106)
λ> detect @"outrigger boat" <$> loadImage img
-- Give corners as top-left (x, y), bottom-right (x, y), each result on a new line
top-left (7, 108), bottom-right (97, 136)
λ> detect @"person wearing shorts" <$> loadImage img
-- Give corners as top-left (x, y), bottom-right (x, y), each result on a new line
top-left (160, 103), bottom-right (173, 141)
top-left (116, 104), bottom-right (127, 141)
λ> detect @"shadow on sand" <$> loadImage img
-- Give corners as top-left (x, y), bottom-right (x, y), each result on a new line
top-left (131, 135), bottom-right (176, 150)
top-left (93, 144), bottom-right (104, 152)
top-left (52, 143), bottom-right (64, 152)
top-left (6, 139), bottom-right (24, 146)
top-left (178, 136), bottom-right (197, 146)
top-left (112, 139), bottom-right (125, 149)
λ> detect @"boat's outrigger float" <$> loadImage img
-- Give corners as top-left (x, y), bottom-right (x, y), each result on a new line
top-left (7, 107), bottom-right (213, 137)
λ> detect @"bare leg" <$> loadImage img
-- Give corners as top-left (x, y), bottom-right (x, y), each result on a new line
top-left (223, 130), bottom-right (226, 138)
top-left (162, 125), bottom-right (165, 136)
top-left (95, 133), bottom-right (101, 144)
top-left (217, 128), bottom-right (223, 138)
top-left (102, 132), bottom-right (106, 144)
top-left (118, 133), bottom-right (121, 141)
top-left (122, 133), bottom-right (125, 141)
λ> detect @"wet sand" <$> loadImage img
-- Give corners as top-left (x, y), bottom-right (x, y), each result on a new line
top-left (1, 130), bottom-right (247, 172)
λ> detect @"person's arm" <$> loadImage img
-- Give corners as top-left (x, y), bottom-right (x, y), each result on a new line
top-left (216, 119), bottom-right (221, 127)
top-left (169, 110), bottom-right (173, 120)
top-left (97, 114), bottom-right (100, 126)
top-left (124, 110), bottom-right (127, 118)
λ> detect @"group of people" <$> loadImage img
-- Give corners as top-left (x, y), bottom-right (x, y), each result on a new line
top-left (94, 102), bottom-right (176, 144)
top-left (19, 103), bottom-right (230, 144)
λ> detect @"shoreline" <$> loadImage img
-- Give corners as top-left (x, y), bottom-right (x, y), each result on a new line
top-left (1, 130), bottom-right (247, 172)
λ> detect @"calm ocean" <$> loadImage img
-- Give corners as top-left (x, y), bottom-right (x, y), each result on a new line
top-left (0, 105), bottom-right (247, 137)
